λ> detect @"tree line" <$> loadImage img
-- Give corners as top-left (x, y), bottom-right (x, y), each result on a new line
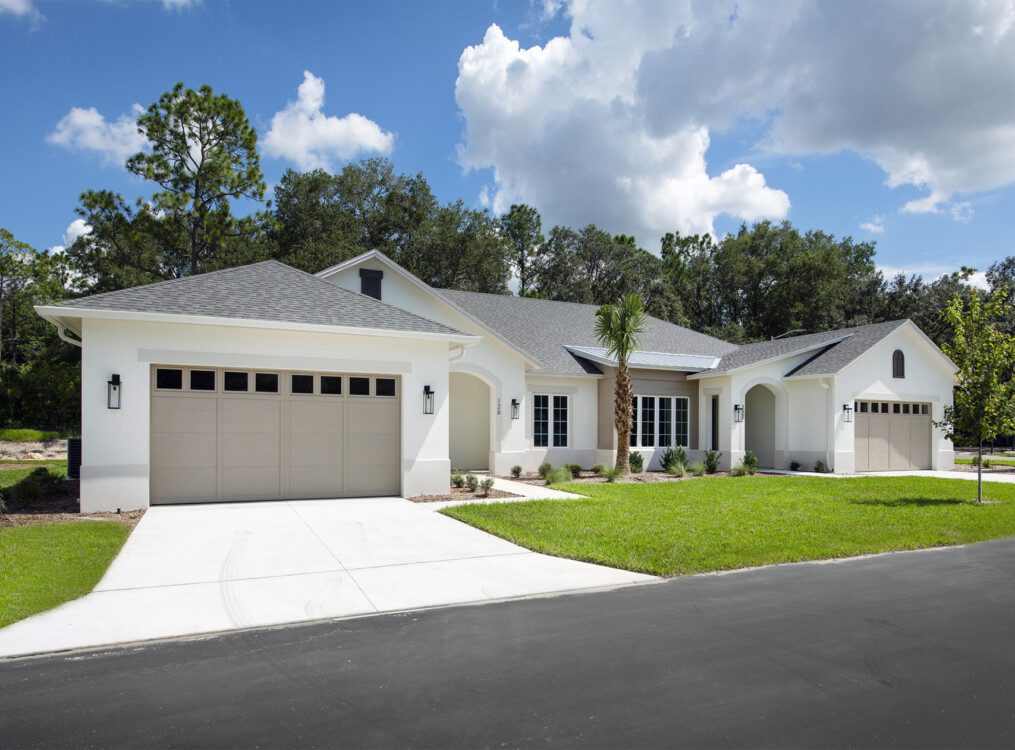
top-left (2, 82), bottom-right (1012, 432)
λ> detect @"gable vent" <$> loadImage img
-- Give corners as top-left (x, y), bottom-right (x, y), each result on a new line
top-left (360, 268), bottom-right (383, 300)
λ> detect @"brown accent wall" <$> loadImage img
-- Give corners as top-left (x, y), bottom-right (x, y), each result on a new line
top-left (597, 367), bottom-right (699, 450)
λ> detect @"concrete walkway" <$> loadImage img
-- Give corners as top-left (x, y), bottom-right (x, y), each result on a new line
top-left (424, 476), bottom-right (586, 510)
top-left (0, 496), bottom-right (652, 658)
top-left (762, 468), bottom-right (1015, 483)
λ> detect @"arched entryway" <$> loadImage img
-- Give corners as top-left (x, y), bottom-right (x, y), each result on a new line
top-left (449, 371), bottom-right (491, 471)
top-left (744, 384), bottom-right (777, 468)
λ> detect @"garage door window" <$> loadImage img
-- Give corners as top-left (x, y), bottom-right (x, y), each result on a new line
top-left (350, 377), bottom-right (370, 396)
top-left (190, 370), bottom-right (215, 391)
top-left (224, 371), bottom-right (248, 392)
top-left (156, 368), bottom-right (183, 390)
top-left (321, 376), bottom-right (343, 395)
top-left (291, 374), bottom-right (314, 394)
top-left (255, 373), bottom-right (279, 393)
top-left (376, 378), bottom-right (396, 397)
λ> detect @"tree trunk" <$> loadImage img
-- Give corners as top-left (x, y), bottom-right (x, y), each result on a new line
top-left (614, 358), bottom-right (633, 474)
top-left (977, 438), bottom-right (983, 504)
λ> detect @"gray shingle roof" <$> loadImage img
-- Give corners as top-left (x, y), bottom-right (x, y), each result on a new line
top-left (701, 320), bottom-right (909, 377)
top-left (436, 289), bottom-right (738, 376)
top-left (54, 260), bottom-right (466, 337)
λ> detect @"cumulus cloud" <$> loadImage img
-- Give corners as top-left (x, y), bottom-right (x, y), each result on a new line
top-left (0, 0), bottom-right (39, 19)
top-left (63, 218), bottom-right (92, 246)
top-left (456, 1), bottom-right (1015, 245)
top-left (879, 264), bottom-right (991, 291)
top-left (162, 0), bottom-right (200, 8)
top-left (47, 104), bottom-right (148, 167)
top-left (860, 216), bottom-right (885, 234)
top-left (263, 71), bottom-right (395, 171)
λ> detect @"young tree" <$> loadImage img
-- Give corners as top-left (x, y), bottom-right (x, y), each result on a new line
top-left (499, 204), bottom-right (543, 295)
top-left (937, 289), bottom-right (1015, 502)
top-left (595, 295), bottom-right (647, 475)
top-left (71, 82), bottom-right (266, 287)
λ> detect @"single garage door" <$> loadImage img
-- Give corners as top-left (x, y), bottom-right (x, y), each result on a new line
top-left (150, 367), bottom-right (400, 504)
top-left (854, 400), bottom-right (931, 472)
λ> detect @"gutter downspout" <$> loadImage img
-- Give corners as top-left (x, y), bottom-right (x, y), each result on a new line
top-left (449, 345), bottom-right (466, 363)
top-left (820, 377), bottom-right (833, 469)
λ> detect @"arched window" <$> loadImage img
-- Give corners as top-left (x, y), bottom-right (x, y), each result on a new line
top-left (892, 349), bottom-right (905, 378)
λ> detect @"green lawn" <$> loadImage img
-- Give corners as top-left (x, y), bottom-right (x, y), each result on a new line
top-left (442, 476), bottom-right (1015, 576)
top-left (0, 429), bottom-right (64, 442)
top-left (956, 457), bottom-right (1015, 466)
top-left (0, 522), bottom-right (130, 627)
top-left (0, 461), bottom-right (68, 488)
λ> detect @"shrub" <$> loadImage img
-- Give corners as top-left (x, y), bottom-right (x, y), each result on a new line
top-left (0, 490), bottom-right (6, 515)
top-left (466, 473), bottom-right (479, 492)
top-left (510, 465), bottom-right (523, 478)
top-left (451, 472), bottom-right (465, 488)
top-left (688, 461), bottom-right (706, 477)
top-left (628, 451), bottom-right (645, 473)
top-left (704, 450), bottom-right (722, 474)
top-left (983, 459), bottom-right (993, 469)
top-left (665, 460), bottom-right (686, 477)
top-left (564, 463), bottom-right (582, 479)
top-left (813, 459), bottom-right (830, 474)
top-left (544, 467), bottom-right (572, 485)
top-left (730, 464), bottom-right (747, 477)
top-left (7, 467), bottom-right (62, 503)
top-left (660, 446), bottom-right (688, 471)
top-left (742, 451), bottom-right (759, 476)
top-left (538, 461), bottom-right (553, 480)
top-left (789, 459), bottom-right (802, 471)
top-left (591, 463), bottom-right (606, 476)
top-left (602, 465), bottom-right (624, 483)
top-left (480, 477), bottom-right (495, 496)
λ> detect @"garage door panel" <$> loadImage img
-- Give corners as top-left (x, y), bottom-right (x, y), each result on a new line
top-left (348, 401), bottom-right (398, 434)
top-left (222, 434), bottom-right (281, 468)
top-left (151, 432), bottom-right (217, 469)
top-left (289, 434), bottom-right (343, 465)
top-left (347, 465), bottom-right (399, 495)
top-left (889, 416), bottom-right (911, 469)
top-left (152, 467), bottom-right (216, 501)
top-left (290, 401), bottom-right (344, 434)
top-left (910, 416), bottom-right (931, 469)
top-left (854, 413), bottom-right (869, 472)
top-left (868, 414), bottom-right (890, 471)
top-left (855, 401), bottom-right (931, 473)
top-left (290, 465), bottom-right (344, 497)
top-left (348, 433), bottom-right (399, 466)
top-left (152, 396), bottom-right (217, 432)
top-left (221, 466), bottom-right (280, 498)
top-left (222, 399), bottom-right (280, 433)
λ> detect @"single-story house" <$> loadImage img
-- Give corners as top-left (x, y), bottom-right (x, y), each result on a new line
top-left (36, 250), bottom-right (957, 512)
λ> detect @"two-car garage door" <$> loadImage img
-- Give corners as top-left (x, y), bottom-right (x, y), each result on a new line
top-left (150, 367), bottom-right (400, 504)
top-left (854, 400), bottom-right (931, 471)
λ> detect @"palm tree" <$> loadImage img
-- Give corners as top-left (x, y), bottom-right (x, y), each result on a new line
top-left (595, 294), bottom-right (647, 474)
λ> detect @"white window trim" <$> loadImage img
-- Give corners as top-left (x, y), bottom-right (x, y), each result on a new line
top-left (630, 395), bottom-right (690, 449)
top-left (533, 393), bottom-right (569, 448)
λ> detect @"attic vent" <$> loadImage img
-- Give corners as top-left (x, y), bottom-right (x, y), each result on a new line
top-left (360, 268), bottom-right (383, 300)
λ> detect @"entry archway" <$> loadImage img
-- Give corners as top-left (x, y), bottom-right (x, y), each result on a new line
top-left (744, 384), bottom-right (777, 468)
top-left (449, 371), bottom-right (491, 471)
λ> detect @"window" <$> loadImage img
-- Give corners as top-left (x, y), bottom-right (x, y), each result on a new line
top-left (858, 401), bottom-right (869, 413)
top-left (376, 378), bottom-right (396, 397)
top-left (552, 395), bottom-right (568, 447)
top-left (534, 394), bottom-right (549, 447)
top-left (224, 371), bottom-right (248, 392)
top-left (156, 368), bottom-right (183, 390)
top-left (321, 376), bottom-right (343, 395)
top-left (630, 396), bottom-right (690, 449)
top-left (190, 370), bottom-right (215, 391)
top-left (902, 403), bottom-right (910, 414)
top-left (892, 349), bottom-right (905, 378)
top-left (893, 403), bottom-right (901, 414)
top-left (921, 404), bottom-right (929, 415)
top-left (349, 377), bottom-right (370, 395)
top-left (881, 403), bottom-right (889, 413)
top-left (292, 374), bottom-right (314, 394)
top-left (255, 373), bottom-right (279, 393)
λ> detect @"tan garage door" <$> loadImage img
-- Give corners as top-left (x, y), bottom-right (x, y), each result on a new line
top-left (854, 400), bottom-right (931, 472)
top-left (150, 367), bottom-right (400, 504)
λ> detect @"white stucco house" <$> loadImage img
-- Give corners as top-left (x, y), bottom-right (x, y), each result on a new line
top-left (36, 250), bottom-right (957, 513)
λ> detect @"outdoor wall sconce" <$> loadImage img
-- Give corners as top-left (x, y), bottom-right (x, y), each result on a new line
top-left (511, 398), bottom-right (520, 420)
top-left (423, 385), bottom-right (435, 415)
top-left (107, 374), bottom-right (122, 410)
top-left (843, 403), bottom-right (853, 423)
top-left (733, 403), bottom-right (744, 423)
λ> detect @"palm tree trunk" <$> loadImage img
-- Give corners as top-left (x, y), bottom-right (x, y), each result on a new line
top-left (615, 358), bottom-right (632, 473)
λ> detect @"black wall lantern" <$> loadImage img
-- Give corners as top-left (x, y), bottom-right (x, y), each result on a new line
top-left (733, 403), bottom-right (745, 423)
top-left (107, 374), bottom-right (122, 410)
top-left (423, 385), bottom-right (435, 415)
top-left (843, 403), bottom-right (853, 423)
top-left (510, 398), bottom-right (520, 420)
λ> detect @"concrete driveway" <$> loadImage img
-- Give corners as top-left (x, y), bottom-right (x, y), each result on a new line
top-left (0, 497), bottom-right (653, 658)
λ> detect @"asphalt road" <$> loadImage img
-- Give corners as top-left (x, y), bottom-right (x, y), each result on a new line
top-left (2, 539), bottom-right (1015, 749)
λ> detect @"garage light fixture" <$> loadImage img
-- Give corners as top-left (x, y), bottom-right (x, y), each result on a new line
top-left (733, 403), bottom-right (744, 423)
top-left (510, 398), bottom-right (520, 420)
top-left (843, 403), bottom-right (853, 423)
top-left (423, 385), bottom-right (435, 415)
top-left (107, 374), bottom-right (122, 410)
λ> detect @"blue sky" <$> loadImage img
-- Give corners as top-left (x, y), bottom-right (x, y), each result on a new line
top-left (2, 0), bottom-right (1013, 285)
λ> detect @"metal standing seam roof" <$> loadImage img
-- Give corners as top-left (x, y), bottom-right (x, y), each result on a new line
top-left (48, 260), bottom-right (468, 337)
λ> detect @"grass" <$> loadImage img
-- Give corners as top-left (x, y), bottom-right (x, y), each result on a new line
top-left (956, 457), bottom-right (1015, 466)
top-left (442, 476), bottom-right (1015, 576)
top-left (0, 522), bottom-right (130, 627)
top-left (0, 461), bottom-right (67, 489)
top-left (0, 429), bottom-right (64, 442)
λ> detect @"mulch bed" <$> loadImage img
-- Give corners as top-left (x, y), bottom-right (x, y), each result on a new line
top-left (503, 470), bottom-right (731, 485)
top-left (409, 486), bottom-right (521, 503)
top-left (953, 463), bottom-right (1015, 475)
top-left (1, 479), bottom-right (144, 528)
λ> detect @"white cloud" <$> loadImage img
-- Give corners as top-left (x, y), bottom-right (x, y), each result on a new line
top-left (262, 71), bottom-right (395, 171)
top-left (879, 264), bottom-right (991, 290)
top-left (860, 216), bottom-right (885, 234)
top-left (162, 0), bottom-right (200, 9)
top-left (457, 1), bottom-right (1015, 244)
top-left (47, 245), bottom-right (64, 255)
top-left (47, 104), bottom-right (148, 167)
top-left (0, 0), bottom-right (40, 19)
top-left (63, 218), bottom-right (92, 246)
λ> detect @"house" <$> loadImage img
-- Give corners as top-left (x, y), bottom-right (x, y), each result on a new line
top-left (35, 250), bottom-right (957, 512)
